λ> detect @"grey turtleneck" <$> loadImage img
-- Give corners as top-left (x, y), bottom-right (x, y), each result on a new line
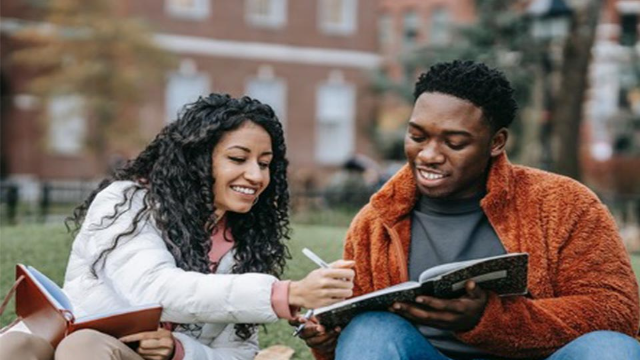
top-left (409, 192), bottom-right (505, 358)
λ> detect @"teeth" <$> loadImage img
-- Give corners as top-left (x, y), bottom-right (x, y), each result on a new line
top-left (231, 186), bottom-right (256, 195)
top-left (419, 170), bottom-right (445, 180)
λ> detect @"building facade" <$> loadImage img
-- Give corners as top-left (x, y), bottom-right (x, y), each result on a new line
top-left (0, 0), bottom-right (381, 198)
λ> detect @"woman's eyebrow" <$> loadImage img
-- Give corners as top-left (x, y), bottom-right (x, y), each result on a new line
top-left (226, 145), bottom-right (273, 156)
top-left (226, 145), bottom-right (251, 152)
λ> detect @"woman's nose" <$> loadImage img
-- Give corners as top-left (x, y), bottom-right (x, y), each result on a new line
top-left (243, 163), bottom-right (264, 183)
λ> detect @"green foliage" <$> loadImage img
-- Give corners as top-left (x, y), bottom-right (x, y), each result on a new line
top-left (374, 0), bottom-right (542, 160)
top-left (10, 0), bottom-right (175, 157)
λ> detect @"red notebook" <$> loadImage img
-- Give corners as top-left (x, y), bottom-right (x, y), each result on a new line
top-left (7, 264), bottom-right (162, 347)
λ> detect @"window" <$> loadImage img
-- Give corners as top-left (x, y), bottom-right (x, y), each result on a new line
top-left (48, 96), bottom-right (86, 155)
top-left (319, 0), bottom-right (357, 35)
top-left (315, 82), bottom-right (355, 165)
top-left (166, 72), bottom-right (210, 123)
top-left (166, 0), bottom-right (210, 20)
top-left (379, 13), bottom-right (393, 50)
top-left (246, 0), bottom-right (287, 28)
top-left (620, 13), bottom-right (638, 46)
top-left (429, 8), bottom-right (451, 45)
top-left (403, 10), bottom-right (420, 50)
top-left (246, 77), bottom-right (287, 129)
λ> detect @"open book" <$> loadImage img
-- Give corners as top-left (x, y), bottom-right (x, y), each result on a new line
top-left (314, 253), bottom-right (528, 329)
top-left (3, 264), bottom-right (162, 347)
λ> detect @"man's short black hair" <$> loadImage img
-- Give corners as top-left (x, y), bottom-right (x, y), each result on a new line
top-left (414, 60), bottom-right (517, 130)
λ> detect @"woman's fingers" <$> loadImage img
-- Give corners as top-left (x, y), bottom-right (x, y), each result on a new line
top-left (329, 259), bottom-right (355, 269)
top-left (316, 268), bottom-right (355, 281)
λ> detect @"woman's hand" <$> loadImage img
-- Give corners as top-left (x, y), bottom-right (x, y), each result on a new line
top-left (289, 260), bottom-right (355, 309)
top-left (120, 328), bottom-right (175, 360)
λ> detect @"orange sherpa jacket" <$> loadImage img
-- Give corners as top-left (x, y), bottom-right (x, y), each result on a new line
top-left (313, 153), bottom-right (639, 360)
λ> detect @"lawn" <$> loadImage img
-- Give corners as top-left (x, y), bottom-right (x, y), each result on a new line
top-left (2, 224), bottom-right (640, 360)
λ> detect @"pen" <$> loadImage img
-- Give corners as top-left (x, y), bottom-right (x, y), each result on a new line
top-left (292, 248), bottom-right (330, 337)
top-left (302, 248), bottom-right (330, 269)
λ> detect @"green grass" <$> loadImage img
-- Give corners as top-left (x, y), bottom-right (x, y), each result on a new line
top-left (0, 223), bottom-right (347, 360)
top-left (2, 223), bottom-right (640, 360)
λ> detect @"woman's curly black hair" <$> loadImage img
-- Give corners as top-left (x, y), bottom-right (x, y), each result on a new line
top-left (414, 60), bottom-right (518, 131)
top-left (67, 93), bottom-right (291, 340)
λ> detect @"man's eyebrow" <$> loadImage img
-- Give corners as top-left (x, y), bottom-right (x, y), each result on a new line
top-left (408, 122), bottom-right (423, 130)
top-left (408, 122), bottom-right (473, 137)
top-left (226, 145), bottom-right (273, 156)
top-left (442, 130), bottom-right (473, 137)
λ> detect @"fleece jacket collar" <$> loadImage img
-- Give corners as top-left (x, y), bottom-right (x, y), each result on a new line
top-left (369, 153), bottom-right (513, 228)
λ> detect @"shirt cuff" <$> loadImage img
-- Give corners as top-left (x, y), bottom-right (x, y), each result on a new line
top-left (171, 336), bottom-right (185, 360)
top-left (271, 280), bottom-right (299, 320)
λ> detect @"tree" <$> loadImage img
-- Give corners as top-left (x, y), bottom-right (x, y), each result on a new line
top-left (550, 0), bottom-right (602, 180)
top-left (11, 0), bottom-right (174, 170)
top-left (373, 0), bottom-right (542, 161)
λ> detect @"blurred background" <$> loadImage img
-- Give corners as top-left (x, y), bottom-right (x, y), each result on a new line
top-left (0, 0), bottom-right (639, 255)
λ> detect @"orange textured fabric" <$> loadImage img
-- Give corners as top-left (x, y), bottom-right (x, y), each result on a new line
top-left (313, 153), bottom-right (639, 360)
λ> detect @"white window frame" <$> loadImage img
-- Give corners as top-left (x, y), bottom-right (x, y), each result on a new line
top-left (379, 13), bottom-right (394, 50)
top-left (318, 0), bottom-right (358, 36)
top-left (314, 80), bottom-right (356, 165)
top-left (165, 70), bottom-right (210, 123)
top-left (165, 0), bottom-right (210, 20)
top-left (245, 0), bottom-right (287, 28)
top-left (47, 95), bottom-right (86, 156)
top-left (245, 75), bottom-right (287, 131)
top-left (429, 7), bottom-right (451, 45)
top-left (403, 10), bottom-right (420, 50)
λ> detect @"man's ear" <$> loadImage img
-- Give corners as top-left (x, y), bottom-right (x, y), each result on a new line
top-left (490, 128), bottom-right (509, 157)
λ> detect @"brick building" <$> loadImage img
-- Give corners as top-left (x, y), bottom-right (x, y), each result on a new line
top-left (0, 0), bottom-right (381, 198)
top-left (377, 0), bottom-right (475, 81)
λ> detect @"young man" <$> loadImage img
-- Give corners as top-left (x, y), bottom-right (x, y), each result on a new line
top-left (296, 61), bottom-right (640, 360)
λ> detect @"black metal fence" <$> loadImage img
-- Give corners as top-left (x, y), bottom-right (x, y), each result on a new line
top-left (1, 181), bottom-right (639, 234)
top-left (0, 181), bottom-right (97, 224)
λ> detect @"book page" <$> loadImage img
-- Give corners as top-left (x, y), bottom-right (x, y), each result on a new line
top-left (26, 266), bottom-right (74, 312)
top-left (418, 253), bottom-right (524, 283)
top-left (75, 304), bottom-right (161, 324)
top-left (315, 281), bottom-right (420, 314)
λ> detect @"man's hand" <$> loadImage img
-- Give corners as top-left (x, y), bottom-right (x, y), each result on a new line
top-left (390, 281), bottom-right (488, 332)
top-left (289, 315), bottom-right (340, 355)
top-left (120, 328), bottom-right (175, 360)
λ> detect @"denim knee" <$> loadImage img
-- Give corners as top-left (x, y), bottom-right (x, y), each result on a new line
top-left (552, 331), bottom-right (640, 360)
top-left (336, 311), bottom-right (439, 360)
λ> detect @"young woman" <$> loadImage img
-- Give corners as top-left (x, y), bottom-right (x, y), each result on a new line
top-left (0, 94), bottom-right (355, 360)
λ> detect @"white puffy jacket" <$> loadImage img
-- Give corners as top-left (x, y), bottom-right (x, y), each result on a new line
top-left (61, 181), bottom-right (281, 359)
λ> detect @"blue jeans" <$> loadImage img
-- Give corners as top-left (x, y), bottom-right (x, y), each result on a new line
top-left (335, 312), bottom-right (640, 360)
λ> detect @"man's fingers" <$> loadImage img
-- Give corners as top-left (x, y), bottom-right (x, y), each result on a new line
top-left (288, 314), bottom-right (308, 327)
top-left (299, 322), bottom-right (325, 339)
top-left (465, 281), bottom-right (488, 301)
top-left (465, 281), bottom-right (483, 299)
top-left (391, 302), bottom-right (430, 321)
top-left (416, 296), bottom-right (467, 314)
top-left (305, 329), bottom-right (339, 347)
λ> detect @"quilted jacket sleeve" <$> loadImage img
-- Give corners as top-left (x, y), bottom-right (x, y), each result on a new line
top-left (83, 183), bottom-right (280, 325)
top-left (455, 198), bottom-right (640, 359)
